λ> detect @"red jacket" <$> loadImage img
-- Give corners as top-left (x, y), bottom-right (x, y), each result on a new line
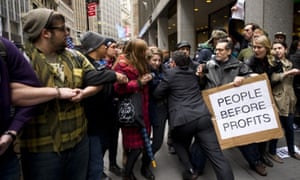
top-left (113, 55), bottom-right (150, 149)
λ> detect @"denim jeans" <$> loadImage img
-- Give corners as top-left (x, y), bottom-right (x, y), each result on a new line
top-left (0, 146), bottom-right (20, 180)
top-left (21, 135), bottom-right (89, 180)
top-left (88, 133), bottom-right (111, 180)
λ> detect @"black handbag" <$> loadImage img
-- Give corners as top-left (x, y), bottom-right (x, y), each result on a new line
top-left (117, 92), bottom-right (144, 127)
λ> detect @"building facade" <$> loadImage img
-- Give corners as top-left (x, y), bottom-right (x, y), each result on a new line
top-left (0, 0), bottom-right (132, 45)
top-left (0, 0), bottom-right (31, 45)
top-left (138, 0), bottom-right (298, 54)
top-left (96, 0), bottom-right (121, 39)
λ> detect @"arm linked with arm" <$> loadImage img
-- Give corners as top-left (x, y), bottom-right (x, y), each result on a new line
top-left (11, 82), bottom-right (77, 106)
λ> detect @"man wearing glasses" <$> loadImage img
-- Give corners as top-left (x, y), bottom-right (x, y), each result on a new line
top-left (19, 8), bottom-right (127, 180)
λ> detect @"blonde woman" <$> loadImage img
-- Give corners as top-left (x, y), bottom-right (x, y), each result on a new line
top-left (245, 35), bottom-right (283, 169)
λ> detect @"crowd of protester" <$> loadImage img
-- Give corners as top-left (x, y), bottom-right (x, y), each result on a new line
top-left (1, 5), bottom-right (300, 180)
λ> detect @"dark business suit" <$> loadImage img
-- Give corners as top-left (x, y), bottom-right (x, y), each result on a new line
top-left (153, 66), bottom-right (234, 180)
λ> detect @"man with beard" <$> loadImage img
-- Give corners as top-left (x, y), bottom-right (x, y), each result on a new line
top-left (19, 8), bottom-right (127, 180)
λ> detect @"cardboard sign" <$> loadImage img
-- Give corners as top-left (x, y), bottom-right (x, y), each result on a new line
top-left (202, 73), bottom-right (283, 149)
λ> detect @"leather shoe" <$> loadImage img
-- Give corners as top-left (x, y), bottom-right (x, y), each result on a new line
top-left (141, 165), bottom-right (155, 180)
top-left (182, 169), bottom-right (198, 180)
top-left (267, 153), bottom-right (283, 163)
top-left (109, 164), bottom-right (123, 176)
top-left (261, 155), bottom-right (273, 167)
top-left (289, 152), bottom-right (300, 160)
top-left (252, 161), bottom-right (267, 176)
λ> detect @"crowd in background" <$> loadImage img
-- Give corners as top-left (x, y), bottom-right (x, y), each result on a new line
top-left (1, 4), bottom-right (300, 180)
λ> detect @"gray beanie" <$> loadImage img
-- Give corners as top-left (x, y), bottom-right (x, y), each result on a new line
top-left (80, 31), bottom-right (106, 53)
top-left (22, 8), bottom-right (54, 41)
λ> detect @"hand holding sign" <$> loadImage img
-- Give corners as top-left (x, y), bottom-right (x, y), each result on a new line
top-left (202, 73), bottom-right (283, 149)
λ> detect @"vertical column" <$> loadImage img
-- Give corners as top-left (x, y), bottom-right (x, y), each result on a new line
top-left (18, 0), bottom-right (23, 44)
top-left (148, 27), bottom-right (156, 46)
top-left (157, 16), bottom-right (169, 50)
top-left (5, 0), bottom-right (11, 40)
top-left (177, 0), bottom-right (195, 54)
top-left (245, 0), bottom-right (293, 44)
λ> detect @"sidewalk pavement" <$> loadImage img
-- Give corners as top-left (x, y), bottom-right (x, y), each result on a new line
top-left (104, 131), bottom-right (300, 180)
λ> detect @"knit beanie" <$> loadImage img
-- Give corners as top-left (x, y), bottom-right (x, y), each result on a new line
top-left (80, 31), bottom-right (106, 53)
top-left (22, 8), bottom-right (54, 41)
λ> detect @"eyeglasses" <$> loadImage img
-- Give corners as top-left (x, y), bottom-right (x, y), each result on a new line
top-left (47, 25), bottom-right (67, 32)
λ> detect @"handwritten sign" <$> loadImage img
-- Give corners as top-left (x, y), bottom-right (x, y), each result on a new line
top-left (202, 74), bottom-right (283, 149)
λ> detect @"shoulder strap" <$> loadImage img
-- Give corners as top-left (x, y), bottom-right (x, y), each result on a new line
top-left (0, 39), bottom-right (7, 62)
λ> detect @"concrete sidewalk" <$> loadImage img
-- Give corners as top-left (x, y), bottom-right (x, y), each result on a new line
top-left (104, 131), bottom-right (300, 180)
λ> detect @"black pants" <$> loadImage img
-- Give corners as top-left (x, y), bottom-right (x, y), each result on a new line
top-left (109, 126), bottom-right (120, 165)
top-left (171, 116), bottom-right (234, 180)
top-left (238, 143), bottom-right (261, 168)
top-left (142, 102), bottom-right (168, 165)
top-left (0, 145), bottom-right (20, 180)
top-left (124, 149), bottom-right (142, 177)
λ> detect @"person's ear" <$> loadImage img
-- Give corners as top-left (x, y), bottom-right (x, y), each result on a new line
top-left (41, 28), bottom-right (51, 39)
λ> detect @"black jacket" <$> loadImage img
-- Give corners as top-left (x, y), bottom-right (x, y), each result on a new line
top-left (83, 56), bottom-right (117, 135)
top-left (153, 66), bottom-right (211, 129)
top-left (291, 50), bottom-right (300, 101)
top-left (245, 55), bottom-right (282, 78)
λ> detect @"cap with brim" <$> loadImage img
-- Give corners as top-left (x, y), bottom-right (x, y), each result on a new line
top-left (207, 30), bottom-right (228, 44)
top-left (176, 41), bottom-right (191, 50)
top-left (274, 32), bottom-right (286, 38)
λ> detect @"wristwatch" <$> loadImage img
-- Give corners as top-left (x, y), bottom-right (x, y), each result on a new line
top-left (3, 131), bottom-right (17, 141)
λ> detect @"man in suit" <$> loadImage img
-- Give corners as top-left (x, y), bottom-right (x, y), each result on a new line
top-left (153, 51), bottom-right (234, 180)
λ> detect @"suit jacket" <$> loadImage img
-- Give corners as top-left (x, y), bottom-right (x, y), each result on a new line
top-left (153, 66), bottom-right (211, 129)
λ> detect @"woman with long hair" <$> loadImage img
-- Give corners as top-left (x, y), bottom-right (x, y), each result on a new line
top-left (245, 35), bottom-right (283, 168)
top-left (268, 41), bottom-right (300, 163)
top-left (113, 39), bottom-right (153, 180)
top-left (140, 46), bottom-right (168, 179)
